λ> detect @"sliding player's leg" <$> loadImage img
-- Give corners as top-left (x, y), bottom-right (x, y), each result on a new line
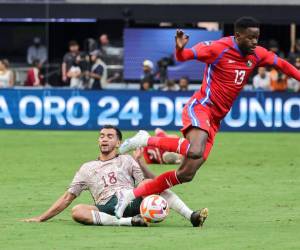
top-left (72, 203), bottom-right (147, 227)
top-left (161, 190), bottom-right (209, 227)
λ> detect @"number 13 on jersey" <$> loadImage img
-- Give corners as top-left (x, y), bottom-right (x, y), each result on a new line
top-left (234, 70), bottom-right (246, 85)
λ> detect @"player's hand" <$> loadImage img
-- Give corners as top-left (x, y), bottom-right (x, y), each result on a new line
top-left (20, 216), bottom-right (43, 222)
top-left (175, 29), bottom-right (189, 50)
top-left (133, 147), bottom-right (144, 161)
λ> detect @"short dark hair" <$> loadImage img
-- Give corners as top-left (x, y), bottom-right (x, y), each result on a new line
top-left (69, 40), bottom-right (79, 47)
top-left (100, 125), bottom-right (122, 141)
top-left (234, 16), bottom-right (260, 32)
top-left (180, 76), bottom-right (190, 82)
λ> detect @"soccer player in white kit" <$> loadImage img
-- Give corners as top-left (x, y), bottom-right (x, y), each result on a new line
top-left (22, 125), bottom-right (207, 227)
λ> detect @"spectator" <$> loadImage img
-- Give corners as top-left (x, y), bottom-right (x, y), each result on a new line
top-left (288, 38), bottom-right (300, 64)
top-left (27, 37), bottom-right (48, 66)
top-left (62, 40), bottom-right (80, 85)
top-left (0, 59), bottom-right (14, 88)
top-left (178, 76), bottom-right (190, 91)
top-left (98, 33), bottom-right (123, 64)
top-left (140, 79), bottom-right (153, 91)
top-left (161, 80), bottom-right (179, 91)
top-left (253, 67), bottom-right (271, 90)
top-left (267, 40), bottom-right (285, 58)
top-left (157, 56), bottom-right (174, 83)
top-left (97, 34), bottom-right (110, 59)
top-left (140, 60), bottom-right (154, 90)
top-left (88, 50), bottom-right (107, 90)
top-left (270, 67), bottom-right (288, 92)
top-left (25, 60), bottom-right (44, 87)
top-left (67, 55), bottom-right (83, 89)
top-left (83, 38), bottom-right (98, 54)
top-left (287, 57), bottom-right (300, 92)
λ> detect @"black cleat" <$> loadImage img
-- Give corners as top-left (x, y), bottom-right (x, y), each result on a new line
top-left (190, 208), bottom-right (209, 227)
top-left (131, 215), bottom-right (149, 227)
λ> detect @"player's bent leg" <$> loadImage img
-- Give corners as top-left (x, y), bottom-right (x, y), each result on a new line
top-left (176, 157), bottom-right (205, 183)
top-left (72, 203), bottom-right (147, 226)
top-left (175, 127), bottom-right (208, 183)
top-left (185, 127), bottom-right (208, 160)
top-left (72, 204), bottom-right (98, 225)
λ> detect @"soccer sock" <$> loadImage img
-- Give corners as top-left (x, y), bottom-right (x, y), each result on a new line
top-left (161, 190), bottom-right (193, 220)
top-left (133, 170), bottom-right (181, 198)
top-left (147, 137), bottom-right (190, 156)
top-left (91, 211), bottom-right (132, 226)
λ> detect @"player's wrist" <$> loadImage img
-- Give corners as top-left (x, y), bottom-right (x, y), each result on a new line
top-left (176, 45), bottom-right (184, 51)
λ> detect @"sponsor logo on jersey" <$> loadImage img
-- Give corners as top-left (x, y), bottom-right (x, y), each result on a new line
top-left (228, 59), bottom-right (236, 63)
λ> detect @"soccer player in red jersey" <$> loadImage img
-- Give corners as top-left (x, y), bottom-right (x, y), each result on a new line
top-left (115, 17), bottom-right (300, 218)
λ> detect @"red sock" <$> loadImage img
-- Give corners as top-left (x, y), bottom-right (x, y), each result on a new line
top-left (133, 170), bottom-right (181, 197)
top-left (147, 137), bottom-right (190, 156)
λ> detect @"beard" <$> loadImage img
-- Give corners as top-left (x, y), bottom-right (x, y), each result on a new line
top-left (99, 145), bottom-right (115, 154)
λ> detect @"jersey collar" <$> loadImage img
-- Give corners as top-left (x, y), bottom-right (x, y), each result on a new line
top-left (231, 36), bottom-right (245, 57)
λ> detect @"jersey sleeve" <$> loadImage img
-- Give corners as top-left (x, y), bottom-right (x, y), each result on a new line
top-left (191, 41), bottom-right (220, 64)
top-left (257, 46), bottom-right (300, 81)
top-left (175, 40), bottom-right (219, 64)
top-left (68, 164), bottom-right (89, 196)
top-left (256, 47), bottom-right (278, 67)
top-left (129, 156), bottom-right (144, 186)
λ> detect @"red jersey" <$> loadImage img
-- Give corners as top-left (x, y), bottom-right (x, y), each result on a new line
top-left (177, 36), bottom-right (278, 120)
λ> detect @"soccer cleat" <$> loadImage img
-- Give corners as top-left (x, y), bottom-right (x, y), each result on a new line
top-left (115, 189), bottom-right (134, 219)
top-left (119, 130), bottom-right (150, 154)
top-left (190, 208), bottom-right (209, 227)
top-left (131, 214), bottom-right (149, 227)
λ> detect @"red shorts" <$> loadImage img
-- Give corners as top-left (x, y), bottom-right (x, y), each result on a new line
top-left (181, 98), bottom-right (220, 160)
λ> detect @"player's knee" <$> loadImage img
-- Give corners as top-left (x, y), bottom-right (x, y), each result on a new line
top-left (71, 205), bottom-right (85, 222)
top-left (187, 147), bottom-right (204, 160)
top-left (176, 170), bottom-right (197, 183)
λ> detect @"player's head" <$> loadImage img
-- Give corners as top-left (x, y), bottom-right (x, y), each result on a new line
top-left (234, 16), bottom-right (260, 55)
top-left (98, 125), bottom-right (122, 154)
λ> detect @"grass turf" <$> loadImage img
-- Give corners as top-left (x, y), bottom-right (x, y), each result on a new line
top-left (0, 130), bottom-right (300, 250)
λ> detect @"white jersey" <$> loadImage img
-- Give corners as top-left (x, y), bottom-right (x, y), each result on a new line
top-left (68, 155), bottom-right (144, 205)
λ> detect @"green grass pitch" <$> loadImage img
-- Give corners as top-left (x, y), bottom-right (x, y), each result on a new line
top-left (0, 130), bottom-right (300, 250)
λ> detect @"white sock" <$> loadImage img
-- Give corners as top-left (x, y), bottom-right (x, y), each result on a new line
top-left (161, 190), bottom-right (193, 220)
top-left (91, 211), bottom-right (132, 226)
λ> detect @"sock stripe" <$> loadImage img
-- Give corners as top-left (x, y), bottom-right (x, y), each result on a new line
top-left (174, 171), bottom-right (181, 184)
top-left (91, 210), bottom-right (102, 225)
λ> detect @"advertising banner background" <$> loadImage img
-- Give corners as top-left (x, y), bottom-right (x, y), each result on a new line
top-left (0, 89), bottom-right (299, 131)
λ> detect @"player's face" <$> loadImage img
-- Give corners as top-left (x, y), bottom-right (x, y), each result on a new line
top-left (98, 128), bottom-right (121, 154)
top-left (235, 27), bottom-right (260, 55)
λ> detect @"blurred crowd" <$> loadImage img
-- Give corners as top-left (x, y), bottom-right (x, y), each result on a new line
top-left (0, 36), bottom-right (300, 93)
top-left (251, 39), bottom-right (300, 92)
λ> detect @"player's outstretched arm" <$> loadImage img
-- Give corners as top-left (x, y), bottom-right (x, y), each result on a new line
top-left (133, 148), bottom-right (156, 179)
top-left (175, 30), bottom-right (195, 62)
top-left (275, 57), bottom-right (300, 81)
top-left (21, 191), bottom-right (76, 222)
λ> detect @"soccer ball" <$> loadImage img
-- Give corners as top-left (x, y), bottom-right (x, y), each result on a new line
top-left (140, 194), bottom-right (169, 223)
